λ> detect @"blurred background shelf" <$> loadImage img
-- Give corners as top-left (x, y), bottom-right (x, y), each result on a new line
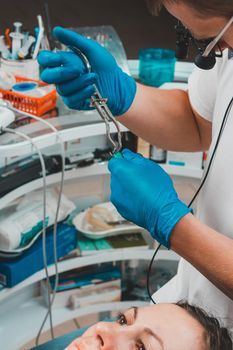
top-left (0, 113), bottom-right (128, 158)
top-left (0, 248), bottom-right (179, 303)
top-left (161, 163), bottom-right (203, 179)
top-left (0, 161), bottom-right (203, 211)
top-left (0, 162), bottom-right (109, 210)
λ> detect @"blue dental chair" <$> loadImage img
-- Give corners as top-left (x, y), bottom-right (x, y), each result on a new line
top-left (31, 327), bottom-right (87, 350)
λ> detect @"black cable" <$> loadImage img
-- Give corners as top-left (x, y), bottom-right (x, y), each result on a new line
top-left (146, 243), bottom-right (161, 304)
top-left (147, 96), bottom-right (233, 304)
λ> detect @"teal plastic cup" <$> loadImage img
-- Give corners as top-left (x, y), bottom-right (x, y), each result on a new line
top-left (139, 48), bottom-right (176, 87)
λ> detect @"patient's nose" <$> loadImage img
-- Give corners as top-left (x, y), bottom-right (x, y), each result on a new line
top-left (95, 322), bottom-right (123, 349)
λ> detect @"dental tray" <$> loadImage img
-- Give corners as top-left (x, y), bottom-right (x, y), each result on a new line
top-left (0, 75), bottom-right (57, 116)
top-left (72, 202), bottom-right (140, 240)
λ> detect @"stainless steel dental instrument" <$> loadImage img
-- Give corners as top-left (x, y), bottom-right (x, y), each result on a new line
top-left (68, 46), bottom-right (122, 155)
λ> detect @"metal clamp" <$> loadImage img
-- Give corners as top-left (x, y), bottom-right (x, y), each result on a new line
top-left (68, 45), bottom-right (122, 155)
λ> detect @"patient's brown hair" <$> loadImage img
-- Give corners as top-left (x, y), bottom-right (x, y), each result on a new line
top-left (177, 302), bottom-right (233, 350)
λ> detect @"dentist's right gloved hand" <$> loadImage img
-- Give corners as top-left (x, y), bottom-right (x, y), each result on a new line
top-left (37, 26), bottom-right (137, 116)
top-left (108, 149), bottom-right (192, 248)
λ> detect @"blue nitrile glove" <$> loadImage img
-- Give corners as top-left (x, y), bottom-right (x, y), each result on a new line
top-left (37, 26), bottom-right (136, 116)
top-left (108, 149), bottom-right (192, 248)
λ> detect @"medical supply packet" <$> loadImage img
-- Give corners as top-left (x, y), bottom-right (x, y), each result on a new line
top-left (0, 189), bottom-right (75, 251)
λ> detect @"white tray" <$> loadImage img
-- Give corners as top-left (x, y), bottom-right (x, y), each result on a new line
top-left (73, 202), bottom-right (140, 240)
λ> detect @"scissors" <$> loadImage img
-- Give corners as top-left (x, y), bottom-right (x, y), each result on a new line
top-left (68, 45), bottom-right (122, 156)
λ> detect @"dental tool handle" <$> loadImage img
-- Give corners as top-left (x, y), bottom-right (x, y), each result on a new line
top-left (32, 15), bottom-right (44, 59)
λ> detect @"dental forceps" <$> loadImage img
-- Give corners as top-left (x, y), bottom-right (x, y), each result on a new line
top-left (68, 46), bottom-right (122, 155)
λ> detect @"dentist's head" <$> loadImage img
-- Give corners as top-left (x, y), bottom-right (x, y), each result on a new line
top-left (146, 0), bottom-right (233, 50)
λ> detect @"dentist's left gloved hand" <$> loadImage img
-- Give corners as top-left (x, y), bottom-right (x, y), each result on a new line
top-left (37, 26), bottom-right (136, 116)
top-left (108, 149), bottom-right (192, 248)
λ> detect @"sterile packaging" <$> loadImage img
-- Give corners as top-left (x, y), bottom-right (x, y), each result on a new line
top-left (0, 189), bottom-right (75, 251)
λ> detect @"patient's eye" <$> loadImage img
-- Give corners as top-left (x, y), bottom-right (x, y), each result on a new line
top-left (117, 312), bottom-right (128, 326)
top-left (136, 340), bottom-right (146, 350)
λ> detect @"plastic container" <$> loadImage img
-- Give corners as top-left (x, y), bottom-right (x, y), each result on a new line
top-left (139, 48), bottom-right (176, 87)
top-left (0, 58), bottom-right (40, 80)
top-left (0, 75), bottom-right (57, 116)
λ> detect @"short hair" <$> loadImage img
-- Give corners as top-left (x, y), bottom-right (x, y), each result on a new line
top-left (177, 302), bottom-right (233, 350)
top-left (145, 0), bottom-right (233, 18)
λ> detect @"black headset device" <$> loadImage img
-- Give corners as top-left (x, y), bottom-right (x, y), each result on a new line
top-left (175, 17), bottom-right (233, 70)
top-left (175, 21), bottom-right (222, 70)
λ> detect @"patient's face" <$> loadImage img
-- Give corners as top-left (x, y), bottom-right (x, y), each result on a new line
top-left (66, 303), bottom-right (206, 350)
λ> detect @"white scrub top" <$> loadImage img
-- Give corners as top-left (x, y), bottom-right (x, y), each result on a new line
top-left (153, 49), bottom-right (233, 332)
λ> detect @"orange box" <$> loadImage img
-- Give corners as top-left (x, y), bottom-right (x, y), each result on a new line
top-left (0, 76), bottom-right (57, 116)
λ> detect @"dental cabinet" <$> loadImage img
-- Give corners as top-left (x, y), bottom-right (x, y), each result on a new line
top-left (0, 60), bottom-right (202, 350)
